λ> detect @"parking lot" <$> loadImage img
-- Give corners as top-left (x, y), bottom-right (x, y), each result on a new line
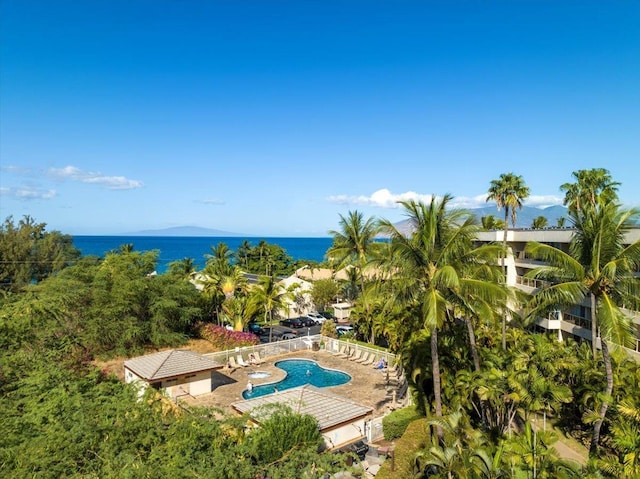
top-left (258, 322), bottom-right (322, 343)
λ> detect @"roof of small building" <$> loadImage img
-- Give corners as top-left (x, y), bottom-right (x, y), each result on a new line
top-left (124, 349), bottom-right (223, 381)
top-left (231, 385), bottom-right (373, 431)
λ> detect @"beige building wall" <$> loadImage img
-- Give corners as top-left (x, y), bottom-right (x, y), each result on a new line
top-left (323, 417), bottom-right (368, 450)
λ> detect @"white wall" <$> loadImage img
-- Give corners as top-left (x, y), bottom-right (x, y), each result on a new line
top-left (124, 368), bottom-right (212, 398)
top-left (323, 417), bottom-right (369, 450)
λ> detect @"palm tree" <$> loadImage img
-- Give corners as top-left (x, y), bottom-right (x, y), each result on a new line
top-left (167, 257), bottom-right (196, 279)
top-left (328, 210), bottom-right (382, 340)
top-left (532, 216), bottom-right (548, 229)
top-left (481, 215), bottom-right (505, 231)
top-left (236, 239), bottom-right (252, 270)
top-left (524, 201), bottom-right (640, 455)
top-left (249, 275), bottom-right (291, 343)
top-left (560, 168), bottom-right (620, 216)
top-left (504, 422), bottom-right (581, 478)
top-left (414, 409), bottom-right (504, 479)
top-left (379, 195), bottom-right (489, 427)
top-left (487, 172), bottom-right (530, 349)
top-left (198, 246), bottom-right (248, 329)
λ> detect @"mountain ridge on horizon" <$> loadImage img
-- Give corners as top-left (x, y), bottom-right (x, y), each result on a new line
top-left (125, 206), bottom-right (568, 237)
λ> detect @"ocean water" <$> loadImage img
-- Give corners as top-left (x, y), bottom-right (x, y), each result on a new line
top-left (72, 236), bottom-right (333, 273)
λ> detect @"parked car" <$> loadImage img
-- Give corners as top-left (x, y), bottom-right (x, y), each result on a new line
top-left (336, 325), bottom-right (354, 336)
top-left (298, 316), bottom-right (317, 327)
top-left (247, 322), bottom-right (265, 336)
top-left (279, 332), bottom-right (297, 340)
top-left (306, 312), bottom-right (326, 324)
top-left (280, 318), bottom-right (304, 328)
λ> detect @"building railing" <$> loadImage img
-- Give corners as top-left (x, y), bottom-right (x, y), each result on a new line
top-left (561, 312), bottom-right (592, 330)
top-left (515, 275), bottom-right (551, 290)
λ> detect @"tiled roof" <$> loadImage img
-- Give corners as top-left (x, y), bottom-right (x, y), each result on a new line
top-left (231, 385), bottom-right (373, 431)
top-left (124, 350), bottom-right (223, 381)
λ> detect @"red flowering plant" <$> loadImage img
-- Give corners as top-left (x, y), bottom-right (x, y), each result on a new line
top-left (197, 323), bottom-right (259, 350)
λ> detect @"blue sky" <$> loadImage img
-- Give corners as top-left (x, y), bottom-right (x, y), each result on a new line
top-left (1, 1), bottom-right (639, 236)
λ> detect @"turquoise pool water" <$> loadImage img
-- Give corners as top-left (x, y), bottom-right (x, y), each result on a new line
top-left (242, 359), bottom-right (351, 399)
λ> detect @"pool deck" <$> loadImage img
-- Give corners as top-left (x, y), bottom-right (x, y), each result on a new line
top-left (183, 349), bottom-right (402, 417)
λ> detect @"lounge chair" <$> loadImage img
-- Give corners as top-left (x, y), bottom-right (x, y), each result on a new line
top-left (338, 347), bottom-right (352, 359)
top-left (228, 356), bottom-right (240, 369)
top-left (252, 351), bottom-right (265, 365)
top-left (356, 352), bottom-right (371, 364)
top-left (237, 355), bottom-right (250, 367)
top-left (349, 350), bottom-right (363, 362)
top-left (332, 345), bottom-right (347, 357)
top-left (362, 354), bottom-right (376, 366)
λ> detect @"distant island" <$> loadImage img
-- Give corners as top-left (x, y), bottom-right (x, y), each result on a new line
top-left (124, 226), bottom-right (247, 237)
top-left (124, 206), bottom-right (568, 238)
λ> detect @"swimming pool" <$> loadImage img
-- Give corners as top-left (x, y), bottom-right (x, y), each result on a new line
top-left (242, 359), bottom-right (351, 399)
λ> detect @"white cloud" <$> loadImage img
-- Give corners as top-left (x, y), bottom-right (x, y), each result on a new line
top-left (48, 165), bottom-right (143, 190)
top-left (523, 195), bottom-right (565, 208)
top-left (198, 199), bottom-right (226, 205)
top-left (328, 189), bottom-right (565, 210)
top-left (0, 186), bottom-right (57, 200)
top-left (448, 194), bottom-right (491, 209)
top-left (327, 188), bottom-right (435, 208)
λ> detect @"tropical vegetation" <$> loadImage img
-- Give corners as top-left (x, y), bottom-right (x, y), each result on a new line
top-left (1, 168), bottom-right (639, 478)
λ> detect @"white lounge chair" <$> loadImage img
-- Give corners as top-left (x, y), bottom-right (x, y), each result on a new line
top-left (332, 345), bottom-right (347, 357)
top-left (237, 355), bottom-right (250, 367)
top-left (349, 350), bottom-right (363, 362)
top-left (362, 354), bottom-right (376, 366)
top-left (338, 347), bottom-right (352, 358)
top-left (228, 356), bottom-right (240, 369)
top-left (249, 351), bottom-right (264, 364)
top-left (356, 352), bottom-right (371, 364)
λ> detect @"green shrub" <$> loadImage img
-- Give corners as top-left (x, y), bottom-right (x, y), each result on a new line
top-left (320, 321), bottom-right (338, 338)
top-left (382, 406), bottom-right (423, 440)
top-left (376, 418), bottom-right (430, 479)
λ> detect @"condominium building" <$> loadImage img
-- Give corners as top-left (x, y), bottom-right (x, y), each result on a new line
top-left (474, 228), bottom-right (640, 360)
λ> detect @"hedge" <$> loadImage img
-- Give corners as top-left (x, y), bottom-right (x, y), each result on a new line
top-left (382, 406), bottom-right (424, 440)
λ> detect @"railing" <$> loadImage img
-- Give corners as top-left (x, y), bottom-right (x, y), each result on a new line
top-left (515, 276), bottom-right (551, 290)
top-left (203, 334), bottom-right (397, 367)
top-left (562, 312), bottom-right (592, 330)
top-left (203, 334), bottom-right (323, 365)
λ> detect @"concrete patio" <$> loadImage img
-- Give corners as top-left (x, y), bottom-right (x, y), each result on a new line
top-left (182, 348), bottom-right (405, 417)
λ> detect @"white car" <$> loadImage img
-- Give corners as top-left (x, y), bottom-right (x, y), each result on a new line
top-left (306, 312), bottom-right (326, 324)
top-left (336, 325), bottom-right (354, 335)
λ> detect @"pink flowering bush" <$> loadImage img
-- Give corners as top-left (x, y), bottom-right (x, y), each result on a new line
top-left (196, 323), bottom-right (259, 350)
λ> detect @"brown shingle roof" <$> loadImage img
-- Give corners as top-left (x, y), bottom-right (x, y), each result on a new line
top-left (231, 385), bottom-right (372, 431)
top-left (124, 350), bottom-right (223, 381)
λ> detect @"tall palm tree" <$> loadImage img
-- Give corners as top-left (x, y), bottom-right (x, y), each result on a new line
top-left (198, 246), bottom-right (248, 329)
top-left (524, 201), bottom-right (640, 455)
top-left (328, 210), bottom-right (382, 339)
top-left (205, 242), bottom-right (234, 276)
top-left (560, 168), bottom-right (620, 216)
top-left (236, 239), bottom-right (252, 270)
top-left (379, 195), bottom-right (492, 428)
top-left (249, 275), bottom-right (291, 343)
top-left (487, 172), bottom-right (530, 349)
